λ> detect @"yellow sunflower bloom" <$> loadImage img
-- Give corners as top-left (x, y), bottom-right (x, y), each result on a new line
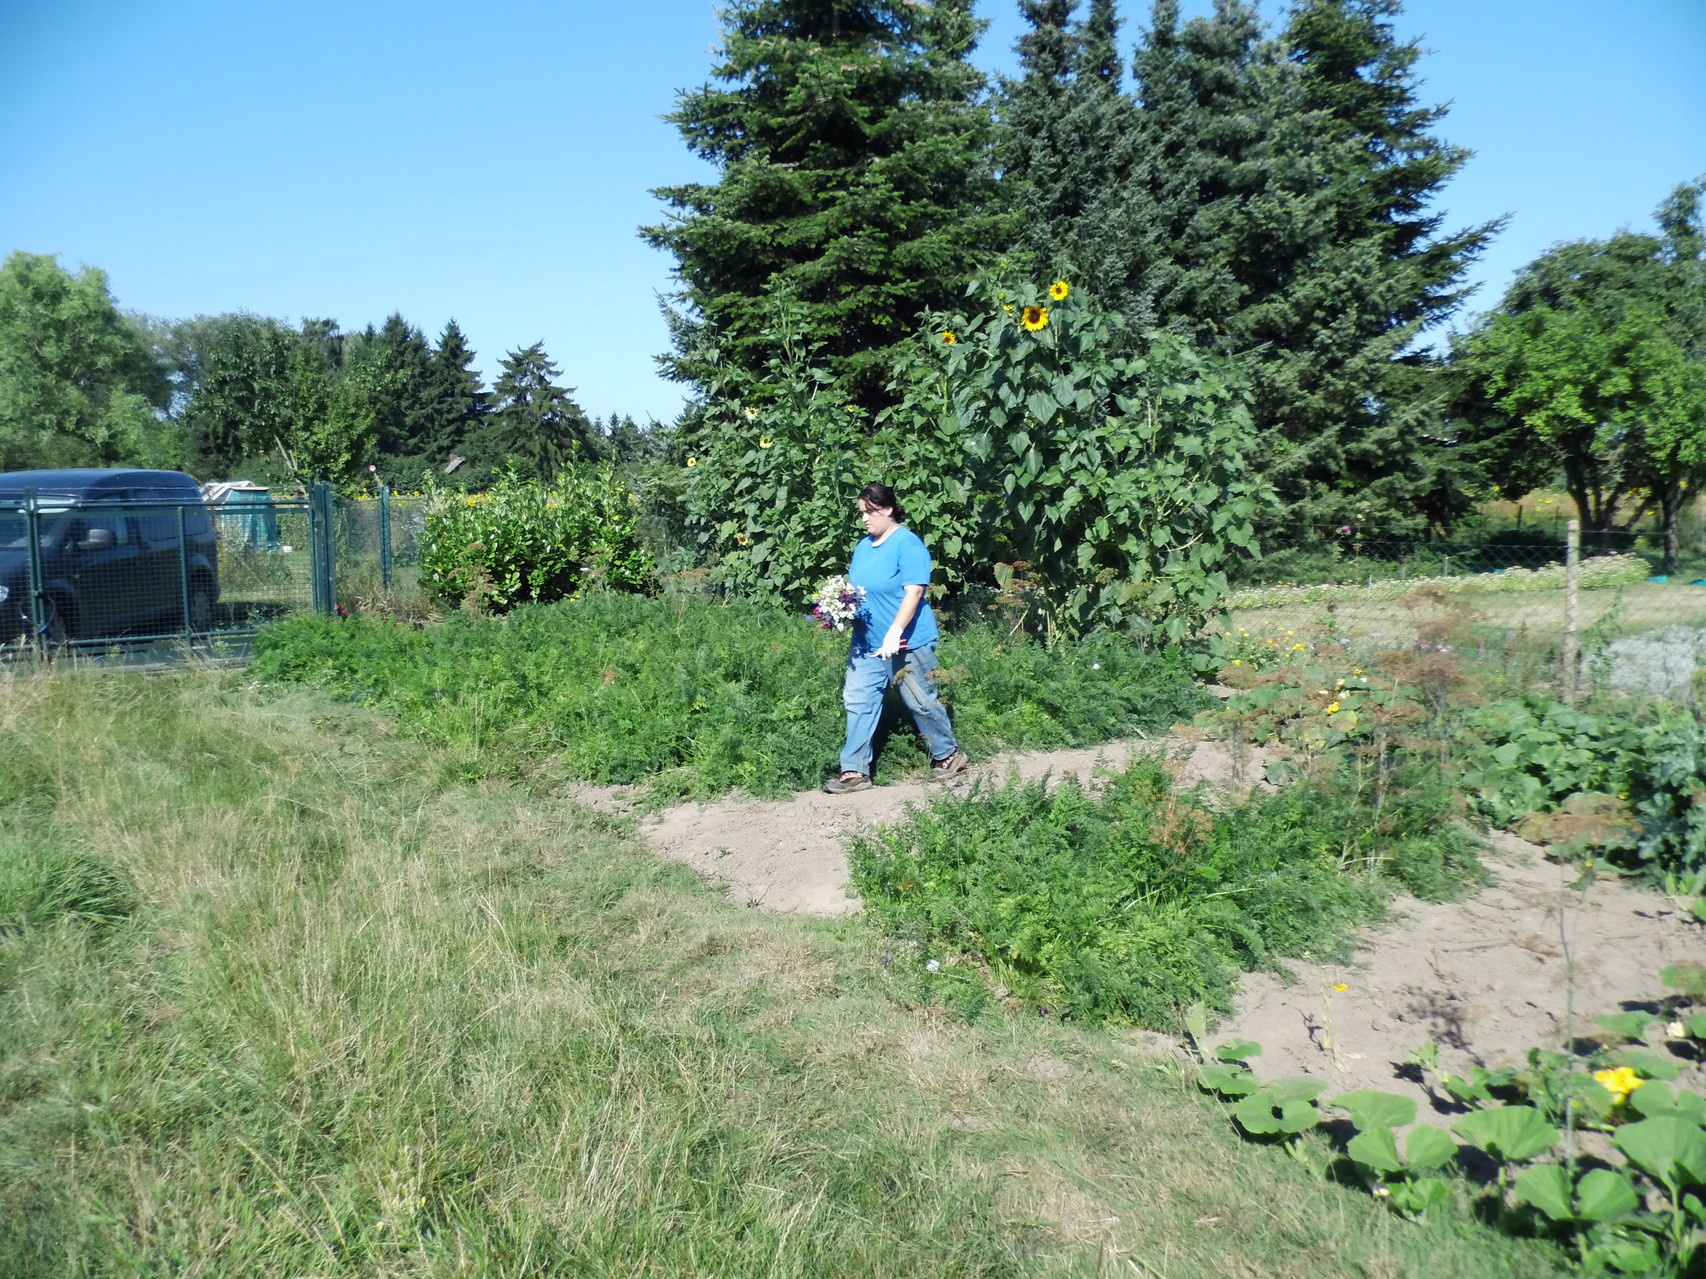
top-left (759, 436), bottom-right (773, 448)
top-left (686, 457), bottom-right (698, 467)
top-left (1050, 280), bottom-right (1069, 301)
top-left (941, 331), bottom-right (957, 345)
top-left (1021, 305), bottom-right (1049, 331)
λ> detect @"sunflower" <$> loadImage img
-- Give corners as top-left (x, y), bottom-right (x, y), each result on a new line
top-left (686, 457), bottom-right (698, 467)
top-left (941, 331), bottom-right (957, 345)
top-left (758, 436), bottom-right (773, 448)
top-left (1021, 305), bottom-right (1049, 332)
top-left (1049, 280), bottom-right (1069, 301)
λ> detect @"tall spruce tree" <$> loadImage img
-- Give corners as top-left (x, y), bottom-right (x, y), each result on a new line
top-left (1120, 0), bottom-right (1495, 534)
top-left (463, 343), bottom-right (596, 483)
top-left (361, 314), bottom-right (438, 470)
top-left (427, 320), bottom-right (487, 466)
top-left (643, 0), bottom-right (1007, 408)
top-left (998, 1), bottom-right (1150, 316)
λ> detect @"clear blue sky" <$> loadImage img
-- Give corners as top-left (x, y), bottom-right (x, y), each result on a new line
top-left (2, 0), bottom-right (1702, 425)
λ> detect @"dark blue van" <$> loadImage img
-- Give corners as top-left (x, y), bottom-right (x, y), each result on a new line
top-left (0, 469), bottom-right (220, 644)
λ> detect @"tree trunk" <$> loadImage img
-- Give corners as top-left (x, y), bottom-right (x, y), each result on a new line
top-left (1661, 479), bottom-right (1683, 573)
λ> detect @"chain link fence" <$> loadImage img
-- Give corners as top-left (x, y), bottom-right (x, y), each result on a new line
top-left (5, 475), bottom-right (1702, 702)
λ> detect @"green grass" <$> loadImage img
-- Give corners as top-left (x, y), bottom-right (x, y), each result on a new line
top-left (848, 756), bottom-right (1486, 1028)
top-left (0, 667), bottom-right (1565, 1276)
top-left (248, 593), bottom-right (1213, 799)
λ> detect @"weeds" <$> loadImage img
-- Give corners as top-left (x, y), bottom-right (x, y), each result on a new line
top-left (249, 594), bottom-right (1212, 799)
top-left (848, 754), bottom-right (1483, 1028)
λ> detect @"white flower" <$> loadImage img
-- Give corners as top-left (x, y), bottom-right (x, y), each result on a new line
top-left (925, 959), bottom-right (941, 973)
top-left (1668, 1021), bottom-right (1688, 1039)
top-left (1091, 663), bottom-right (1101, 670)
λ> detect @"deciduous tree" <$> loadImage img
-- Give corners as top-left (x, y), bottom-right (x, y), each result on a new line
top-left (0, 252), bottom-right (174, 471)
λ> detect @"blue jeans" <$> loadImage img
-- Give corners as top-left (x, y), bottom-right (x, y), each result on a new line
top-left (839, 643), bottom-right (959, 777)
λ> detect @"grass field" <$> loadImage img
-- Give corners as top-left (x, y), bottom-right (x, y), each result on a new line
top-left (1230, 581), bottom-right (1706, 655)
top-left (0, 667), bottom-right (1569, 1277)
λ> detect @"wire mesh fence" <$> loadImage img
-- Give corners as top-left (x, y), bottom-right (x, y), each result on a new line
top-left (0, 484), bottom-right (331, 662)
top-left (1219, 524), bottom-right (1706, 701)
top-left (5, 472), bottom-right (1702, 703)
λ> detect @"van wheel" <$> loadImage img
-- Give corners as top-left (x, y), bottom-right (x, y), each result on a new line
top-left (188, 579), bottom-right (215, 632)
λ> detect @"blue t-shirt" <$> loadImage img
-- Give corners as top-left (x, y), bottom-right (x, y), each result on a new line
top-left (848, 526), bottom-right (939, 656)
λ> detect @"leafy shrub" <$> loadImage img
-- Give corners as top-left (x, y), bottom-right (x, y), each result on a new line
top-left (419, 466), bottom-right (654, 611)
top-left (847, 756), bottom-right (1481, 1027)
top-left (1462, 696), bottom-right (1706, 890)
top-left (680, 279), bottom-right (1270, 641)
top-left (250, 595), bottom-right (1213, 800)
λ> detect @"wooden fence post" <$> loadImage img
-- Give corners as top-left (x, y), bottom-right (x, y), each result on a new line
top-left (1562, 518), bottom-right (1580, 704)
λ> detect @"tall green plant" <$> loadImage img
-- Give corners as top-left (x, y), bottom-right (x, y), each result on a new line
top-left (419, 467), bottom-right (653, 611)
top-left (883, 274), bottom-right (1269, 639)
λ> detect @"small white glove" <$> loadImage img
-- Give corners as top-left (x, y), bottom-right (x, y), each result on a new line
top-left (873, 628), bottom-right (904, 659)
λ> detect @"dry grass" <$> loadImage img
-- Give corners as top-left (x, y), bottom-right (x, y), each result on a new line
top-left (0, 666), bottom-right (1567, 1276)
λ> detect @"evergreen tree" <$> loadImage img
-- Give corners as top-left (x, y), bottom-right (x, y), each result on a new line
top-left (643, 0), bottom-right (1008, 408)
top-left (464, 343), bottom-right (596, 483)
top-left (428, 321), bottom-right (487, 466)
top-left (362, 314), bottom-right (439, 468)
top-left (1121, 0), bottom-right (1496, 534)
top-left (997, 1), bottom-right (1149, 316)
top-left (1249, 0), bottom-right (1498, 533)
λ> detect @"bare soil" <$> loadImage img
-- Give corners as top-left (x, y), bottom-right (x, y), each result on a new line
top-left (572, 739), bottom-right (1706, 1109)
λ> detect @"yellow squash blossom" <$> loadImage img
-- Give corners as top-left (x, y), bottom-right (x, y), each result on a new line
top-left (1326, 702), bottom-right (1341, 714)
top-left (1593, 1066), bottom-right (1644, 1103)
top-left (1049, 280), bottom-right (1070, 301)
top-left (1020, 305), bottom-right (1049, 331)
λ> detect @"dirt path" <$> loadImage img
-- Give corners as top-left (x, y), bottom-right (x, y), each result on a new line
top-left (572, 737), bottom-right (1272, 915)
top-left (573, 740), bottom-right (1704, 1108)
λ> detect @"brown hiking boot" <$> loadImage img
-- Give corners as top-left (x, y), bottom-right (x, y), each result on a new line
top-left (930, 748), bottom-right (969, 780)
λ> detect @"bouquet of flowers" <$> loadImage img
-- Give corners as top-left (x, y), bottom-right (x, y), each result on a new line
top-left (810, 575), bottom-right (866, 632)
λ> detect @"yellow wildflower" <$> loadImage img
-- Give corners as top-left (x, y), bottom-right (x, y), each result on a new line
top-left (743, 405), bottom-right (759, 420)
top-left (1020, 305), bottom-right (1049, 331)
top-left (1333, 983), bottom-right (1348, 992)
top-left (1593, 1066), bottom-right (1643, 1103)
top-left (942, 330), bottom-right (957, 345)
top-left (1049, 280), bottom-right (1070, 301)
top-left (759, 436), bottom-right (773, 448)
top-left (686, 457), bottom-right (698, 467)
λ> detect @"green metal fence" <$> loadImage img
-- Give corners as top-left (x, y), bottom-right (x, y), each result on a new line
top-left (0, 483), bottom-right (335, 659)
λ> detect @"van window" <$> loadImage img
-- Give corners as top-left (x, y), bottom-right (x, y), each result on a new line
top-left (134, 507), bottom-right (180, 548)
top-left (69, 506), bottom-right (133, 547)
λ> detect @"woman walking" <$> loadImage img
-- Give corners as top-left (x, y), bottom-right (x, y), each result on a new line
top-left (823, 483), bottom-right (969, 794)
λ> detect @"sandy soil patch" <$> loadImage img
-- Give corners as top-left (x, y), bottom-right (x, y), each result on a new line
top-left (572, 739), bottom-right (1704, 1107)
top-left (574, 737), bottom-right (1270, 916)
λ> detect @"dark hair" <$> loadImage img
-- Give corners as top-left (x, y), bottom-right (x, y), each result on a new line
top-left (858, 481), bottom-right (907, 523)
